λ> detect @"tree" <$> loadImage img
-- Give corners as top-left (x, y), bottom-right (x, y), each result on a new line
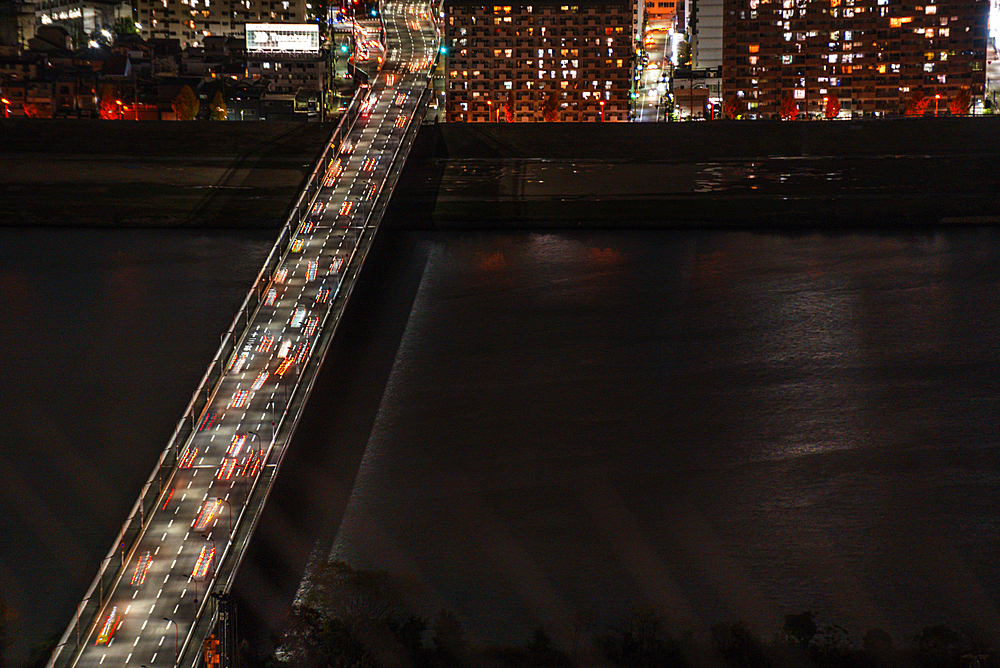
top-left (711, 620), bottom-right (770, 668)
top-left (432, 609), bottom-right (468, 665)
top-left (824, 95), bottom-right (841, 119)
top-left (781, 610), bottom-right (817, 648)
top-left (99, 83), bottom-right (119, 119)
top-left (210, 90), bottom-right (227, 121)
top-left (503, 89), bottom-right (515, 122)
top-left (723, 95), bottom-right (743, 120)
top-left (949, 88), bottom-right (971, 116)
top-left (863, 627), bottom-right (894, 655)
top-left (905, 91), bottom-right (931, 116)
top-left (1, 594), bottom-right (17, 668)
top-left (914, 625), bottom-right (964, 668)
top-left (172, 85), bottom-right (199, 120)
top-left (275, 561), bottom-right (425, 668)
top-left (780, 93), bottom-right (799, 120)
top-left (541, 91), bottom-right (559, 122)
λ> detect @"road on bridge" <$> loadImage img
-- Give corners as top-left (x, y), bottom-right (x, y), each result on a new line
top-left (65, 4), bottom-right (439, 666)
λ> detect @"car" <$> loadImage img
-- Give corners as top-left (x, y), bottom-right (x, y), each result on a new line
top-left (130, 553), bottom-right (152, 586)
top-left (95, 608), bottom-right (121, 645)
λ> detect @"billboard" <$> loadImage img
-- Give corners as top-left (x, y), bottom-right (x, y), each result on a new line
top-left (246, 24), bottom-right (320, 53)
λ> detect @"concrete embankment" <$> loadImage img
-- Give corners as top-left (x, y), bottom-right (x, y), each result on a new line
top-left (0, 119), bottom-right (336, 228)
top-left (383, 118), bottom-right (1000, 228)
top-left (3, 117), bottom-right (999, 229)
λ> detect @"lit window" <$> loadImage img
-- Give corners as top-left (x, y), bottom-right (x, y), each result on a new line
top-left (925, 4), bottom-right (936, 12)
top-left (923, 62), bottom-right (934, 72)
top-left (793, 89), bottom-right (805, 99)
top-left (748, 44), bottom-right (759, 53)
top-left (782, 54), bottom-right (792, 63)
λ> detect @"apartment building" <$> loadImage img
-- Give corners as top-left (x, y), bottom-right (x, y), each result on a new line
top-left (137, 0), bottom-right (306, 47)
top-left (645, 0), bottom-right (679, 27)
top-left (722, 0), bottom-right (989, 117)
top-left (35, 0), bottom-right (131, 37)
top-left (443, 0), bottom-right (634, 121)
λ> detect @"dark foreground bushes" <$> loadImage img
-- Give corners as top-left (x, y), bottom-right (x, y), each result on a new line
top-left (251, 563), bottom-right (998, 668)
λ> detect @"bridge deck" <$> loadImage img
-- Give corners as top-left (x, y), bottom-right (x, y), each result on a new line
top-left (51, 5), bottom-right (439, 667)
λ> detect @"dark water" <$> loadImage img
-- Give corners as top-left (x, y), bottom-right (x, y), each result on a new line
top-left (3, 227), bottom-right (1000, 666)
top-left (319, 229), bottom-right (1000, 649)
top-left (0, 228), bottom-right (274, 666)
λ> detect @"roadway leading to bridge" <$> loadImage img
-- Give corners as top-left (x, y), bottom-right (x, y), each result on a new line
top-left (67, 5), bottom-right (438, 666)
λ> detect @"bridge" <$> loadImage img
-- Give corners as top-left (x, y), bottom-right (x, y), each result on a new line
top-left (45, 4), bottom-right (440, 667)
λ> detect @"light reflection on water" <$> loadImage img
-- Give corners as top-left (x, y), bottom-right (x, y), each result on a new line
top-left (329, 228), bottom-right (1000, 649)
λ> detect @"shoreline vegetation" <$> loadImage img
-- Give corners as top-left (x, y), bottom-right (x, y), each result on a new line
top-left (252, 562), bottom-right (998, 668)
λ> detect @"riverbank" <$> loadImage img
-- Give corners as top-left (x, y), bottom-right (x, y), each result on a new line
top-left (0, 119), bottom-right (335, 227)
top-left (3, 117), bottom-right (999, 229)
top-left (383, 117), bottom-right (1000, 228)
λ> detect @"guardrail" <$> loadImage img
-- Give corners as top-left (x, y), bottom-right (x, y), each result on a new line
top-left (175, 39), bottom-right (441, 668)
top-left (45, 86), bottom-right (371, 668)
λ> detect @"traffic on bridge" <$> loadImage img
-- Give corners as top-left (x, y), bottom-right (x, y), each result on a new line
top-left (49, 3), bottom-right (440, 667)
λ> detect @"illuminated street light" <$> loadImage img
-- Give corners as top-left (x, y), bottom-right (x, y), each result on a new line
top-left (935, 93), bottom-right (941, 116)
top-left (600, 100), bottom-right (605, 121)
top-left (214, 497), bottom-right (233, 540)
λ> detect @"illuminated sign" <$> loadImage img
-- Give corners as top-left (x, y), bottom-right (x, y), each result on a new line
top-left (246, 23), bottom-right (319, 53)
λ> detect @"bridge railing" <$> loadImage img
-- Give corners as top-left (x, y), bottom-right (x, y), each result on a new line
top-left (46, 87), bottom-right (370, 668)
top-left (177, 40), bottom-right (441, 668)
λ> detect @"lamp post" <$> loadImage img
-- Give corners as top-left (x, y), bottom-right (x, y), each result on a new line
top-left (163, 617), bottom-right (178, 664)
top-left (214, 497), bottom-right (232, 541)
top-left (934, 93), bottom-right (941, 116)
top-left (599, 99), bottom-right (605, 121)
top-left (487, 99), bottom-right (492, 122)
top-left (247, 430), bottom-right (260, 461)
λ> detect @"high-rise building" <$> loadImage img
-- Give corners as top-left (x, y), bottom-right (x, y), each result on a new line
top-left (443, 0), bottom-right (634, 121)
top-left (136, 0), bottom-right (307, 47)
top-left (686, 0), bottom-right (721, 66)
top-left (721, 0), bottom-right (988, 117)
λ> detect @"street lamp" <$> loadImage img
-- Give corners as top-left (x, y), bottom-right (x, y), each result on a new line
top-left (214, 497), bottom-right (233, 540)
top-left (487, 99), bottom-right (492, 122)
top-left (163, 617), bottom-right (178, 664)
top-left (934, 93), bottom-right (941, 116)
top-left (599, 100), bottom-right (605, 122)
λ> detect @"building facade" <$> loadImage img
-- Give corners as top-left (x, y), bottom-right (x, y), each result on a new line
top-left (136, 0), bottom-right (307, 47)
top-left (443, 0), bottom-right (634, 121)
top-left (35, 0), bottom-right (131, 38)
top-left (645, 0), bottom-right (679, 27)
top-left (722, 0), bottom-right (988, 117)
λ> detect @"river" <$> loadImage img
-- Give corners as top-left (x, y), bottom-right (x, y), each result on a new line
top-left (2, 227), bottom-right (999, 665)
